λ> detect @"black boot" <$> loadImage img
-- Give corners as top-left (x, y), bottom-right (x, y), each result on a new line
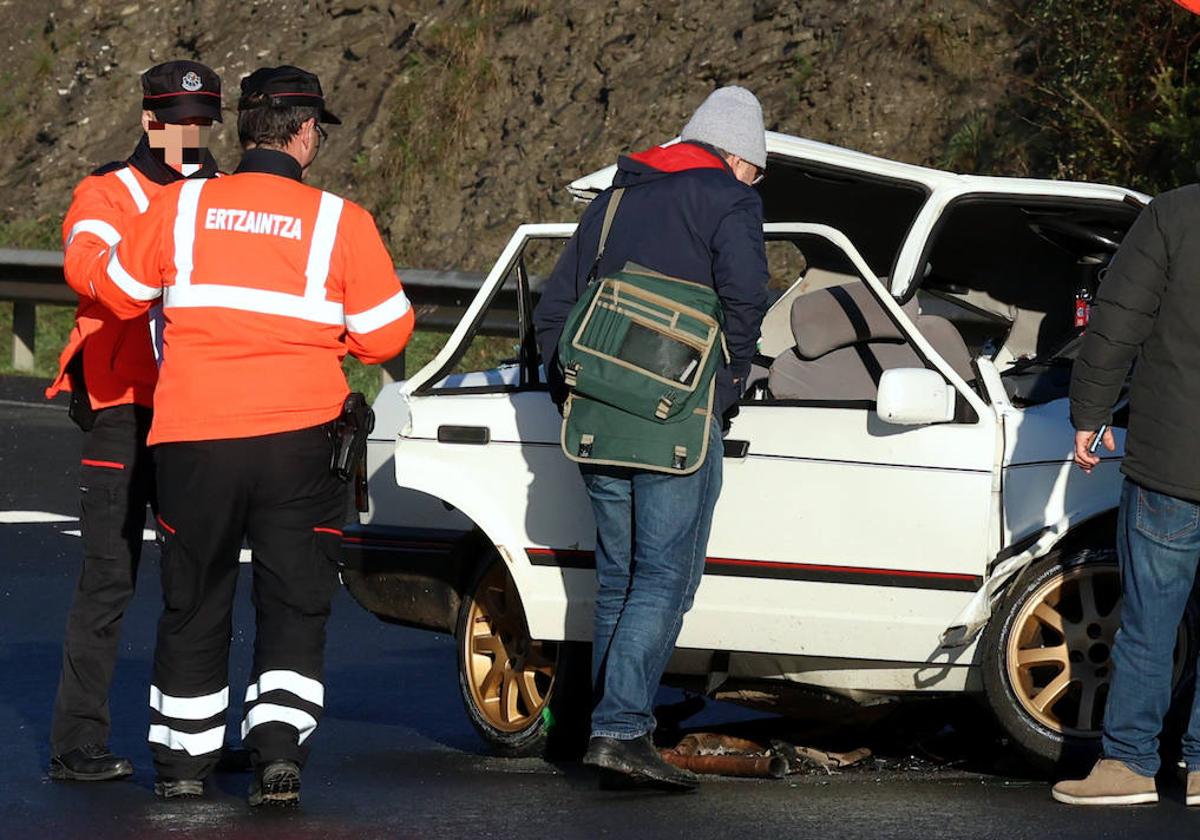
top-left (154, 779), bottom-right (203, 799)
top-left (582, 735), bottom-right (699, 791)
top-left (48, 744), bottom-right (133, 781)
top-left (248, 759), bottom-right (301, 807)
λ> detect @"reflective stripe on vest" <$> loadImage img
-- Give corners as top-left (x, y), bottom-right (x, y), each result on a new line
top-left (115, 166), bottom-right (150, 213)
top-left (66, 218), bottom-right (122, 247)
top-left (345, 288), bottom-right (412, 334)
top-left (162, 180), bottom-right (349, 326)
top-left (106, 246), bottom-right (161, 300)
top-left (304, 191), bottom-right (343, 299)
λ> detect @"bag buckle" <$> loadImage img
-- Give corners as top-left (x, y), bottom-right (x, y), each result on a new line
top-left (578, 433), bottom-right (594, 458)
top-left (655, 393), bottom-right (675, 420)
top-left (564, 362), bottom-right (581, 388)
top-left (672, 445), bottom-right (687, 470)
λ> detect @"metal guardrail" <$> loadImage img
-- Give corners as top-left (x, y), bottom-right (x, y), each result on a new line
top-left (0, 248), bottom-right (511, 380)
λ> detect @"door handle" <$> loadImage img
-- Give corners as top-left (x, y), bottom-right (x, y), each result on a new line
top-left (437, 425), bottom-right (490, 445)
top-left (723, 439), bottom-right (749, 459)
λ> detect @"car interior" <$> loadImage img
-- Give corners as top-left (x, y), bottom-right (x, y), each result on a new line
top-left (913, 196), bottom-right (1140, 405)
top-left (746, 181), bottom-right (1142, 409)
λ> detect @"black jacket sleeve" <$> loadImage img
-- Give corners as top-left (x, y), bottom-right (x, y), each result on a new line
top-left (1069, 201), bottom-right (1170, 431)
top-left (711, 190), bottom-right (769, 393)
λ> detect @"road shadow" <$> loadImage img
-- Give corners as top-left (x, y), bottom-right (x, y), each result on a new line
top-left (321, 638), bottom-right (484, 754)
top-left (0, 639), bottom-right (154, 772)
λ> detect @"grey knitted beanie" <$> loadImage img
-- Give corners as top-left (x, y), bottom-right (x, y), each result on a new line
top-left (680, 86), bottom-right (766, 170)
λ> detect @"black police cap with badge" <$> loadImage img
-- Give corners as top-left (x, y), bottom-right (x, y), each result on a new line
top-left (141, 60), bottom-right (222, 123)
top-left (237, 66), bottom-right (341, 125)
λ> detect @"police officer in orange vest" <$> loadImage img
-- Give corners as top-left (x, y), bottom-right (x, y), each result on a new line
top-left (85, 66), bottom-right (413, 806)
top-left (46, 60), bottom-right (222, 783)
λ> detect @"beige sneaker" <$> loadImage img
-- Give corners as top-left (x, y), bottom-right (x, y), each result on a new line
top-left (1188, 771), bottom-right (1200, 807)
top-left (1052, 759), bottom-right (1158, 806)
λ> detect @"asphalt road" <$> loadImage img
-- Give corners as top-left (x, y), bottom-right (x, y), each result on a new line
top-left (0, 375), bottom-right (1194, 839)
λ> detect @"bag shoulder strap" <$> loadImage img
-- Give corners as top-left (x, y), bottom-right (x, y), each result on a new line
top-left (586, 187), bottom-right (625, 285)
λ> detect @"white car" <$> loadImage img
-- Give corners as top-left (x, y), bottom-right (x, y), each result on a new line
top-left (341, 132), bottom-right (1198, 766)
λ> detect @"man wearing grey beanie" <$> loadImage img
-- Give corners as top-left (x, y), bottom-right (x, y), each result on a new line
top-left (534, 86), bottom-right (770, 792)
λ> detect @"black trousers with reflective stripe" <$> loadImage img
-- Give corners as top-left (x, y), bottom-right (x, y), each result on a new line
top-left (151, 423), bottom-right (345, 780)
top-left (51, 404), bottom-right (155, 755)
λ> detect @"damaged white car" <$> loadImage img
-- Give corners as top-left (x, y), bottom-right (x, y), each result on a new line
top-left (341, 132), bottom-right (1197, 767)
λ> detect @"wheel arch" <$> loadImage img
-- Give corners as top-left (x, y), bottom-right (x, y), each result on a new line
top-left (943, 506), bottom-right (1120, 647)
top-left (1046, 509), bottom-right (1118, 558)
top-left (994, 508), bottom-right (1120, 603)
top-left (386, 448), bottom-right (548, 632)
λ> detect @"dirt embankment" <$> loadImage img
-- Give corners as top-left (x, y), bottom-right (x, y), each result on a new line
top-left (0, 0), bottom-right (1020, 268)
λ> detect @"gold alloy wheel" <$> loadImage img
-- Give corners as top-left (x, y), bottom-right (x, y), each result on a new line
top-left (1006, 563), bottom-right (1186, 737)
top-left (463, 563), bottom-right (557, 733)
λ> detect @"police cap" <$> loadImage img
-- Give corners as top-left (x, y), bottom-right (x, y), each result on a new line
top-left (238, 66), bottom-right (341, 125)
top-left (141, 60), bottom-right (222, 123)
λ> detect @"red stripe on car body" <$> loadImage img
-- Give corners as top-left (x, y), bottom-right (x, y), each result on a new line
top-left (704, 556), bottom-right (979, 582)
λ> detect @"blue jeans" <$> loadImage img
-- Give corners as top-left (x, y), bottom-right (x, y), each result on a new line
top-left (1103, 479), bottom-right (1200, 775)
top-left (581, 420), bottom-right (723, 740)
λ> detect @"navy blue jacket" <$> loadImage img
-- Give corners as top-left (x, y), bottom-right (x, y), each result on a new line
top-left (533, 142), bottom-right (770, 421)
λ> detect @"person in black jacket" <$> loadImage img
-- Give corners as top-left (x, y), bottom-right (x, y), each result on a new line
top-left (533, 86), bottom-right (769, 791)
top-left (1055, 188), bottom-right (1200, 806)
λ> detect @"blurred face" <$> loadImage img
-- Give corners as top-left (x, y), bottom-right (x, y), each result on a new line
top-left (141, 110), bottom-right (213, 170)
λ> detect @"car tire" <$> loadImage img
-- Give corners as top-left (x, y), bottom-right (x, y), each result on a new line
top-left (981, 547), bottom-right (1198, 773)
top-left (454, 555), bottom-right (589, 758)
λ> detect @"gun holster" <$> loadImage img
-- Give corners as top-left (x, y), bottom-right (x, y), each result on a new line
top-left (65, 352), bottom-right (97, 432)
top-left (330, 392), bottom-right (374, 483)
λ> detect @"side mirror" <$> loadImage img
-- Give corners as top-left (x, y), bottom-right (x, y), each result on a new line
top-left (876, 368), bottom-right (955, 426)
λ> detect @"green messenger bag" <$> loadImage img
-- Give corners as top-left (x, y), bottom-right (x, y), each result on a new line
top-left (557, 188), bottom-right (727, 475)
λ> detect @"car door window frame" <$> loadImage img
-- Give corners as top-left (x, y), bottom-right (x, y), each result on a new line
top-left (411, 225), bottom-right (575, 397)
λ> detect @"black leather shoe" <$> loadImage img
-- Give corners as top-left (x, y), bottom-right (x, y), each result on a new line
top-left (154, 779), bottom-right (203, 799)
top-left (48, 744), bottom-right (133, 781)
top-left (248, 759), bottom-right (301, 807)
top-left (582, 735), bottom-right (699, 791)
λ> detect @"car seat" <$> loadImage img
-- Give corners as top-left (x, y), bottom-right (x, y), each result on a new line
top-left (767, 283), bottom-right (973, 401)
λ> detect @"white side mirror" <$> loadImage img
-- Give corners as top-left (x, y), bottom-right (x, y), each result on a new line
top-left (876, 368), bottom-right (955, 426)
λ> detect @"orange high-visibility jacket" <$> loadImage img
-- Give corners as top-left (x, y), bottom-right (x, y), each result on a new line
top-left (47, 164), bottom-right (165, 409)
top-left (87, 162), bottom-right (414, 445)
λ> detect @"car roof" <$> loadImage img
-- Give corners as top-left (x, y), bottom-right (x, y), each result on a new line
top-left (567, 130), bottom-right (1151, 204)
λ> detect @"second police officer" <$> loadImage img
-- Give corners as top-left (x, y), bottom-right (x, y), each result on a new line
top-left (46, 60), bottom-right (223, 783)
top-left (84, 66), bottom-right (414, 806)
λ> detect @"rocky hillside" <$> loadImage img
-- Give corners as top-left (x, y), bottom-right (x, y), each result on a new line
top-left (0, 0), bottom-right (1021, 268)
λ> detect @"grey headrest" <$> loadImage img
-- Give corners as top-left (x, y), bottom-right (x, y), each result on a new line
top-left (791, 283), bottom-right (916, 360)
